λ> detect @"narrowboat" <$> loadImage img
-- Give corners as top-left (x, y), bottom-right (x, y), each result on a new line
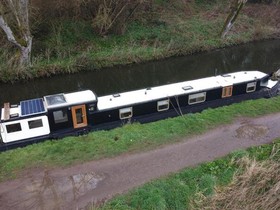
top-left (0, 70), bottom-right (279, 151)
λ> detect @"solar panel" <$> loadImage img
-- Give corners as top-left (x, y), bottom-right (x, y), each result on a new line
top-left (20, 98), bottom-right (46, 116)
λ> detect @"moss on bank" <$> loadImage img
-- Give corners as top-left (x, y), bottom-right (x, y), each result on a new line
top-left (0, 1), bottom-right (279, 82)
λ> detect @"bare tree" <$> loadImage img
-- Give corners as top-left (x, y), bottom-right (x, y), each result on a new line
top-left (0, 0), bottom-right (32, 66)
top-left (92, 0), bottom-right (145, 35)
top-left (221, 0), bottom-right (247, 38)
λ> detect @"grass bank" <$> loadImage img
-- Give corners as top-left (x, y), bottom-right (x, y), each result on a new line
top-left (97, 138), bottom-right (280, 210)
top-left (0, 96), bottom-right (279, 182)
top-left (0, 1), bottom-right (279, 82)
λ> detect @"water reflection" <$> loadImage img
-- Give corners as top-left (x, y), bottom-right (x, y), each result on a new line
top-left (10, 171), bottom-right (104, 209)
top-left (0, 40), bottom-right (280, 104)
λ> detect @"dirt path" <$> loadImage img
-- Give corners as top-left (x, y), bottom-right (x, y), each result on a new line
top-left (0, 113), bottom-right (280, 210)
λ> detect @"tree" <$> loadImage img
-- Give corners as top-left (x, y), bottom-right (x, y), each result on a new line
top-left (221, 0), bottom-right (247, 38)
top-left (0, 0), bottom-right (32, 66)
top-left (91, 0), bottom-right (145, 35)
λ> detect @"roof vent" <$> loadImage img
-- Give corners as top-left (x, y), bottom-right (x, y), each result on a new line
top-left (113, 93), bottom-right (120, 98)
top-left (182, 86), bottom-right (193, 91)
top-left (10, 113), bottom-right (19, 118)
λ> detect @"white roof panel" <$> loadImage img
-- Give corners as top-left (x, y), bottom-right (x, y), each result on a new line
top-left (97, 71), bottom-right (267, 110)
top-left (44, 90), bottom-right (97, 109)
top-left (64, 90), bottom-right (96, 105)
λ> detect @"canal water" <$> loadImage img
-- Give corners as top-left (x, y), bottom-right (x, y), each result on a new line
top-left (0, 39), bottom-right (280, 105)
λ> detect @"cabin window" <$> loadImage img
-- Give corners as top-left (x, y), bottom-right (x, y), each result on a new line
top-left (246, 82), bottom-right (257, 93)
top-left (53, 110), bottom-right (68, 123)
top-left (157, 100), bottom-right (169, 112)
top-left (6, 123), bottom-right (22, 133)
top-left (222, 86), bottom-right (233, 98)
top-left (28, 119), bottom-right (43, 129)
top-left (188, 92), bottom-right (206, 105)
top-left (119, 107), bottom-right (133, 119)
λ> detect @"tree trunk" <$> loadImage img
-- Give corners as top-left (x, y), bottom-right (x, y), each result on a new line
top-left (221, 0), bottom-right (247, 39)
top-left (20, 36), bottom-right (32, 65)
top-left (0, 0), bottom-right (32, 66)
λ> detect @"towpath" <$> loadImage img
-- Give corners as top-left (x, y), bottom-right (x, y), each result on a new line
top-left (0, 113), bottom-right (279, 210)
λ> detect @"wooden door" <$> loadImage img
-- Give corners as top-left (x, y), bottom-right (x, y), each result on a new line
top-left (222, 86), bottom-right (233, 98)
top-left (71, 105), bottom-right (88, 128)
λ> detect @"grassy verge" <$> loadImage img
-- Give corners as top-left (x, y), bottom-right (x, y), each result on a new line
top-left (0, 96), bottom-right (280, 182)
top-left (0, 1), bottom-right (279, 82)
top-left (97, 138), bottom-right (280, 210)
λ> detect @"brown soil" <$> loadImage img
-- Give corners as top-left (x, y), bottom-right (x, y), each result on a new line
top-left (0, 113), bottom-right (279, 210)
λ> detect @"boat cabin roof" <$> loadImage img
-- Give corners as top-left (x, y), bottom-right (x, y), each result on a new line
top-left (44, 90), bottom-right (97, 109)
top-left (97, 71), bottom-right (267, 110)
top-left (1, 98), bottom-right (47, 121)
top-left (1, 90), bottom-right (97, 121)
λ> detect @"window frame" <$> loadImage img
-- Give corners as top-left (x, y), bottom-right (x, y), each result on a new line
top-left (6, 123), bottom-right (22, 133)
top-left (119, 107), bottom-right (133, 120)
top-left (188, 92), bottom-right (206, 105)
top-left (28, 119), bottom-right (43, 129)
top-left (246, 82), bottom-right (257, 93)
top-left (53, 109), bottom-right (69, 124)
top-left (157, 100), bottom-right (170, 112)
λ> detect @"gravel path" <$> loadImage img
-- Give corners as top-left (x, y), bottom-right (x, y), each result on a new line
top-left (0, 113), bottom-right (279, 210)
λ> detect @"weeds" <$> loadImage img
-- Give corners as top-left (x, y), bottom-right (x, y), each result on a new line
top-left (200, 155), bottom-right (280, 210)
top-left (1, 1), bottom-right (279, 82)
top-left (99, 140), bottom-right (280, 210)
